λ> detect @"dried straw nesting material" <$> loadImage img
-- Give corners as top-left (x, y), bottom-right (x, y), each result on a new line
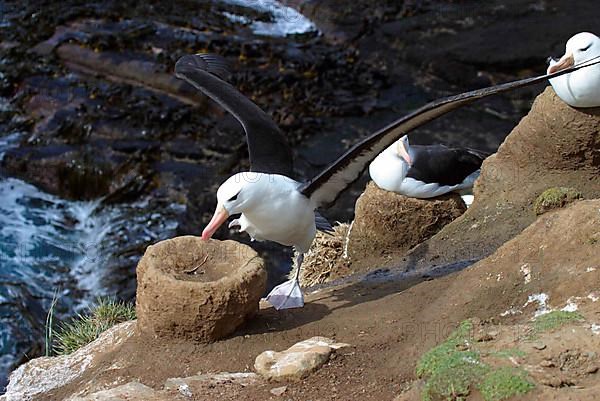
top-left (289, 223), bottom-right (351, 287)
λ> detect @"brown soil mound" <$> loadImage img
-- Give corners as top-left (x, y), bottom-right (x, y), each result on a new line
top-left (404, 87), bottom-right (600, 270)
top-left (395, 199), bottom-right (600, 400)
top-left (290, 186), bottom-right (466, 287)
top-left (136, 236), bottom-right (266, 341)
top-left (348, 182), bottom-right (466, 266)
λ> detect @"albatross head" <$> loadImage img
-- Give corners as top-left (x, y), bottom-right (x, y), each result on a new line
top-left (548, 32), bottom-right (600, 74)
top-left (201, 173), bottom-right (259, 240)
top-left (396, 135), bottom-right (412, 166)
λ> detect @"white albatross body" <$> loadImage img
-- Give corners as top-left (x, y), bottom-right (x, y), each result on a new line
top-left (369, 136), bottom-right (483, 199)
top-left (215, 173), bottom-right (315, 253)
top-left (203, 172), bottom-right (316, 310)
top-left (548, 32), bottom-right (600, 108)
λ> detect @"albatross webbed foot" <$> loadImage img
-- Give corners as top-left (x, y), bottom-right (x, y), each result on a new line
top-left (265, 253), bottom-right (305, 310)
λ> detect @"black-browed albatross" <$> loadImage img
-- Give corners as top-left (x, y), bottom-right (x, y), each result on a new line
top-left (548, 32), bottom-right (600, 108)
top-left (369, 135), bottom-right (489, 200)
top-left (175, 53), bottom-right (600, 310)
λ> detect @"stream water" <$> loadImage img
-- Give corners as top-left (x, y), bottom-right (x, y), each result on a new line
top-left (222, 0), bottom-right (316, 36)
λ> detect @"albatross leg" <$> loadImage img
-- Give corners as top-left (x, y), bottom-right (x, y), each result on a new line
top-left (265, 253), bottom-right (305, 310)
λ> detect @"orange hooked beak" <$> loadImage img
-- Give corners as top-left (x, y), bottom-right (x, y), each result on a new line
top-left (201, 204), bottom-right (229, 241)
top-left (547, 52), bottom-right (575, 74)
top-left (397, 140), bottom-right (412, 166)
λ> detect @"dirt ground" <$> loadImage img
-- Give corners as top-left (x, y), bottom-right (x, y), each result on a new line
top-left (42, 200), bottom-right (600, 401)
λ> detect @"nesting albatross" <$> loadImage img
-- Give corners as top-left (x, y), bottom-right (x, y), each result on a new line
top-left (548, 32), bottom-right (600, 107)
top-left (369, 135), bottom-right (489, 200)
top-left (175, 53), bottom-right (600, 310)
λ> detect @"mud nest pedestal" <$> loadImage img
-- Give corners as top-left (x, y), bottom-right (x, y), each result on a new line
top-left (136, 236), bottom-right (266, 341)
top-left (348, 182), bottom-right (467, 261)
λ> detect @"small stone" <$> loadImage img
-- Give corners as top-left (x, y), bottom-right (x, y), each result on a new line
top-left (532, 342), bottom-right (546, 350)
top-left (270, 386), bottom-right (287, 396)
top-left (585, 365), bottom-right (599, 374)
top-left (68, 382), bottom-right (157, 401)
top-left (164, 372), bottom-right (258, 390)
top-left (476, 331), bottom-right (497, 342)
top-left (540, 360), bottom-right (555, 368)
top-left (254, 337), bottom-right (350, 381)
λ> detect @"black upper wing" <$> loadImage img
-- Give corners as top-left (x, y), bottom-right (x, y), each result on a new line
top-left (407, 145), bottom-right (488, 185)
top-left (175, 54), bottom-right (293, 177)
top-left (299, 55), bottom-right (600, 208)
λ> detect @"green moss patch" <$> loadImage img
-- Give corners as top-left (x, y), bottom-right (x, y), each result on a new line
top-left (417, 320), bottom-right (535, 401)
top-left (479, 367), bottom-right (535, 401)
top-left (421, 351), bottom-right (489, 401)
top-left (489, 348), bottom-right (526, 359)
top-left (417, 320), bottom-right (474, 378)
top-left (533, 311), bottom-right (584, 333)
top-left (533, 187), bottom-right (582, 215)
top-left (54, 298), bottom-right (136, 355)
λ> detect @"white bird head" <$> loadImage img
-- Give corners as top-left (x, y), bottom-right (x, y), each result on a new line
top-left (201, 172), bottom-right (261, 240)
top-left (396, 135), bottom-right (412, 166)
top-left (548, 32), bottom-right (600, 74)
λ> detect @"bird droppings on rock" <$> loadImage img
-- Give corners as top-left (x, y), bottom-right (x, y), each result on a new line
top-left (136, 236), bottom-right (266, 341)
top-left (254, 337), bottom-right (350, 381)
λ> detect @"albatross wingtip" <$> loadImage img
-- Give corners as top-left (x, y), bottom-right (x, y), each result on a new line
top-left (175, 53), bottom-right (232, 81)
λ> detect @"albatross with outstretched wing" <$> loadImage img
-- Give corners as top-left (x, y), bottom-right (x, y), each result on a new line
top-left (176, 53), bottom-right (600, 310)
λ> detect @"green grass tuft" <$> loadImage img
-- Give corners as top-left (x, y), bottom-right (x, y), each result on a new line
top-left (45, 290), bottom-right (60, 356)
top-left (417, 320), bottom-right (535, 401)
top-left (418, 321), bottom-right (488, 401)
top-left (533, 187), bottom-right (582, 215)
top-left (417, 320), bottom-right (474, 378)
top-left (479, 367), bottom-right (535, 401)
top-left (489, 348), bottom-right (527, 359)
top-left (54, 297), bottom-right (135, 355)
top-left (533, 310), bottom-right (584, 333)
top-left (421, 351), bottom-right (489, 401)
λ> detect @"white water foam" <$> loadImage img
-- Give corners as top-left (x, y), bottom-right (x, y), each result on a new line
top-left (222, 0), bottom-right (316, 37)
top-left (0, 127), bottom-right (184, 385)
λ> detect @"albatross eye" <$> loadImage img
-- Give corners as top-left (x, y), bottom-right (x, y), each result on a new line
top-left (580, 43), bottom-right (592, 52)
top-left (227, 192), bottom-right (239, 202)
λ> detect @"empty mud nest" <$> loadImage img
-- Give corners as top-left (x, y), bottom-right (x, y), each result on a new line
top-left (136, 236), bottom-right (266, 341)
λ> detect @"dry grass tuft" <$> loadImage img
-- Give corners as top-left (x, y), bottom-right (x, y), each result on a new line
top-left (289, 223), bottom-right (351, 287)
